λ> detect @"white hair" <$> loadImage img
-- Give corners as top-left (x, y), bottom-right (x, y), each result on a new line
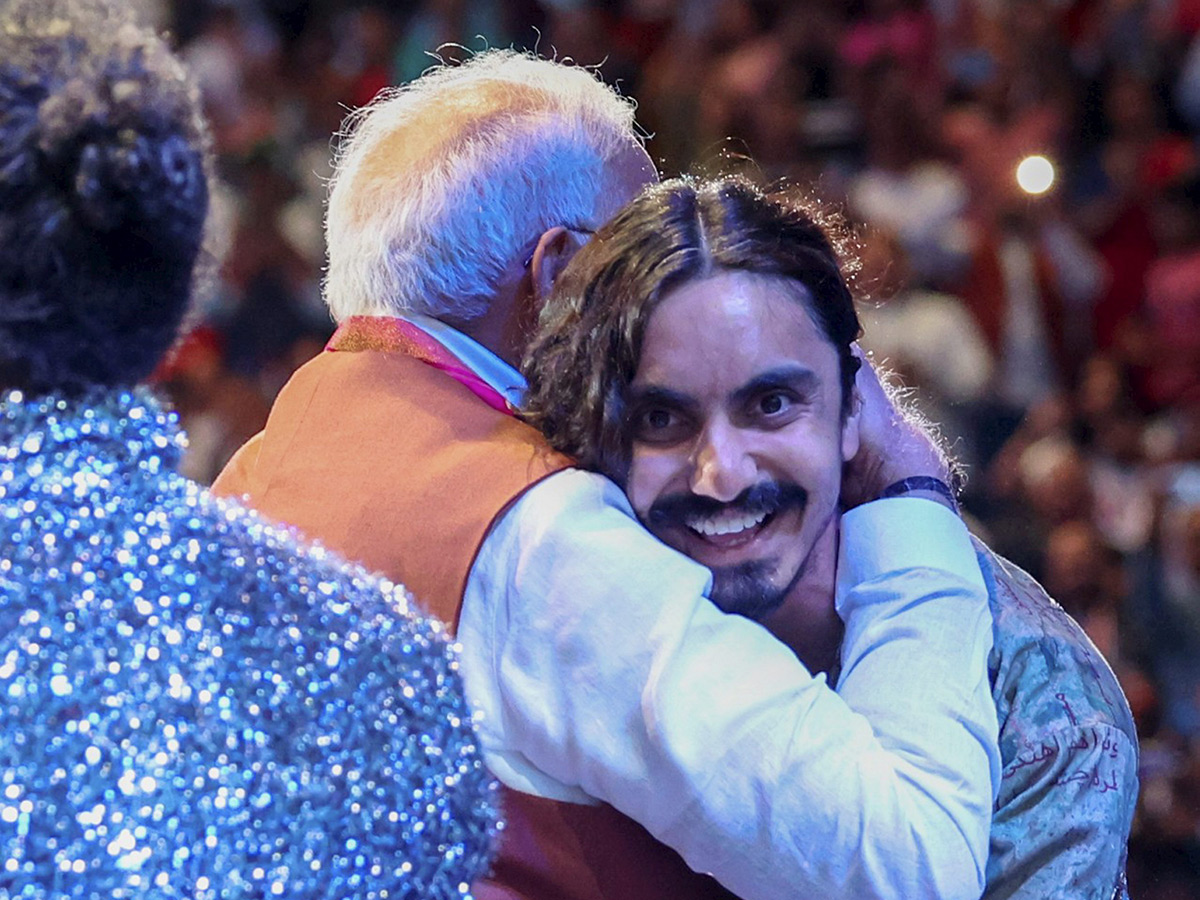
top-left (324, 50), bottom-right (641, 322)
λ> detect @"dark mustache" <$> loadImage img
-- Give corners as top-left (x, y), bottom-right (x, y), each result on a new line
top-left (647, 481), bottom-right (808, 531)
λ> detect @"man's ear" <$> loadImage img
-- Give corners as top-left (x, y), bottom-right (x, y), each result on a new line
top-left (841, 384), bottom-right (863, 463)
top-left (529, 226), bottom-right (579, 304)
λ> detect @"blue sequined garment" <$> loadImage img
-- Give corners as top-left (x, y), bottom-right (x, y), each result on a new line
top-left (0, 387), bottom-right (498, 898)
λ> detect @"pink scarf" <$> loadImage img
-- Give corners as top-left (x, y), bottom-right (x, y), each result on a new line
top-left (325, 316), bottom-right (517, 416)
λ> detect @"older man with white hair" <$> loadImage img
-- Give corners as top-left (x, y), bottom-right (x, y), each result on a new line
top-left (215, 51), bottom-right (1000, 900)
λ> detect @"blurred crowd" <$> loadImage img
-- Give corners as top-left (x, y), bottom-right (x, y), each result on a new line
top-left (144, 0), bottom-right (1200, 893)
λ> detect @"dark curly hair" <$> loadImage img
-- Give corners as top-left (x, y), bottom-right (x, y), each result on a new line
top-left (521, 176), bottom-right (862, 483)
top-left (0, 0), bottom-right (211, 393)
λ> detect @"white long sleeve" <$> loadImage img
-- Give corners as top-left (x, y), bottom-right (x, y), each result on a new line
top-left (458, 468), bottom-right (999, 900)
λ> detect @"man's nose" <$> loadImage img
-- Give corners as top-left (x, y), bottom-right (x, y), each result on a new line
top-left (690, 423), bottom-right (756, 502)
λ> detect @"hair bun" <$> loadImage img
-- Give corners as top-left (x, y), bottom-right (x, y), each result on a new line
top-left (0, 0), bottom-right (212, 392)
top-left (72, 129), bottom-right (206, 236)
top-left (34, 49), bottom-right (207, 240)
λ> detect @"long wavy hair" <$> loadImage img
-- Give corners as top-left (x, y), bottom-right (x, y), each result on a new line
top-left (521, 176), bottom-right (862, 483)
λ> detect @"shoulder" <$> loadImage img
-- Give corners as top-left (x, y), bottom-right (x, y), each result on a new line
top-left (977, 540), bottom-right (1138, 756)
top-left (471, 467), bottom-right (713, 624)
top-left (1, 473), bottom-right (498, 895)
top-left (505, 467), bottom-right (637, 524)
top-left (194, 484), bottom-right (438, 630)
top-left (261, 348), bottom-right (567, 482)
top-left (484, 468), bottom-right (708, 577)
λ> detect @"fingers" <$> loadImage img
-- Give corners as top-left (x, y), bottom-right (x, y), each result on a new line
top-left (842, 345), bottom-right (954, 508)
top-left (851, 345), bottom-right (903, 433)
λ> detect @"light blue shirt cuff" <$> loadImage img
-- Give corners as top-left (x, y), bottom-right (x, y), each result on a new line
top-left (836, 498), bottom-right (986, 613)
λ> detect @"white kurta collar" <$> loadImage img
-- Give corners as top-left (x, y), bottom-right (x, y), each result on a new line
top-left (401, 313), bottom-right (527, 409)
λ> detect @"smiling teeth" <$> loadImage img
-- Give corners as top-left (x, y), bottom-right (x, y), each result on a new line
top-left (688, 509), bottom-right (769, 537)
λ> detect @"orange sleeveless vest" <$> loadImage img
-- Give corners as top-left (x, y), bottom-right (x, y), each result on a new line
top-left (212, 319), bottom-right (738, 900)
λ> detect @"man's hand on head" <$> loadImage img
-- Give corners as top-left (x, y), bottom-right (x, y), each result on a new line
top-left (841, 347), bottom-right (957, 512)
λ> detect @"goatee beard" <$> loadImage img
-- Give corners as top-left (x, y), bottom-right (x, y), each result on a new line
top-left (647, 480), bottom-right (809, 622)
top-left (710, 559), bottom-right (790, 621)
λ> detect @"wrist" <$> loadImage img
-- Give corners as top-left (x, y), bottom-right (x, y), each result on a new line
top-left (879, 476), bottom-right (959, 513)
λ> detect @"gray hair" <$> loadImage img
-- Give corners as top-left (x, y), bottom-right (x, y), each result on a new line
top-left (324, 50), bottom-right (641, 322)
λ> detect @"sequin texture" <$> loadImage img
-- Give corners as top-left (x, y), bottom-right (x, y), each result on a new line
top-left (0, 386), bottom-right (498, 898)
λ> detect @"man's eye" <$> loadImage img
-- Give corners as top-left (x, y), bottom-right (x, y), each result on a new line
top-left (644, 408), bottom-right (675, 430)
top-left (758, 392), bottom-right (791, 416)
top-left (632, 407), bottom-right (689, 444)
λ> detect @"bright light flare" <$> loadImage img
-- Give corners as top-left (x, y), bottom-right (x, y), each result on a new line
top-left (1016, 155), bottom-right (1055, 195)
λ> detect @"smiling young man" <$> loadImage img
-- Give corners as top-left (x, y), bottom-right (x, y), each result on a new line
top-left (524, 176), bottom-right (1140, 899)
top-left (625, 268), bottom-right (860, 673)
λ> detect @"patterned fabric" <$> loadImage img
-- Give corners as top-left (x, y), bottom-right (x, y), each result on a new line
top-left (980, 541), bottom-right (1138, 900)
top-left (0, 387), bottom-right (498, 898)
